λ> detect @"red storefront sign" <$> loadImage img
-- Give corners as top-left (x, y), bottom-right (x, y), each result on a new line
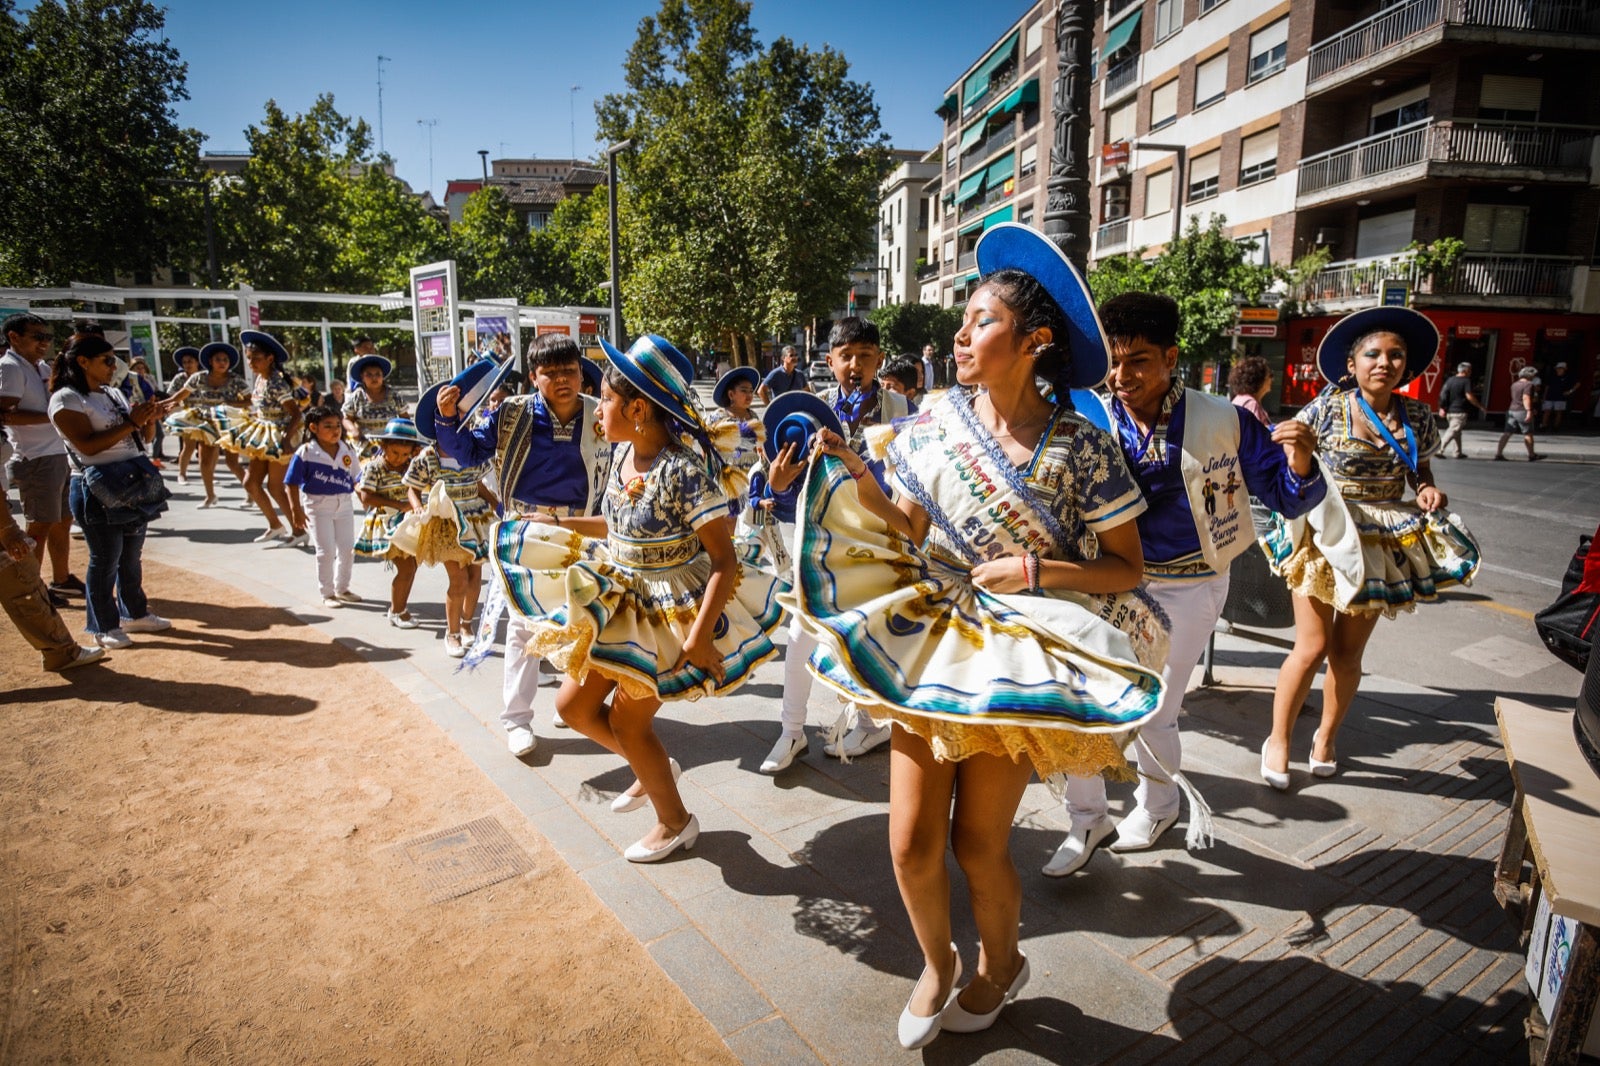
top-left (1236, 323), bottom-right (1280, 338)
top-left (1101, 141), bottom-right (1130, 167)
top-left (579, 314), bottom-right (598, 335)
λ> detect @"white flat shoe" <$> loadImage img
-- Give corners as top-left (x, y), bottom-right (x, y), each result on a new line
top-left (507, 725), bottom-right (536, 757)
top-left (1260, 740), bottom-right (1290, 791)
top-left (1309, 730), bottom-right (1338, 778)
top-left (941, 953), bottom-right (1030, 1034)
top-left (823, 721), bottom-right (891, 759)
top-left (623, 814), bottom-right (699, 863)
top-left (898, 945), bottom-right (961, 1050)
top-left (1109, 808), bottom-right (1179, 852)
top-left (611, 757), bottom-right (681, 814)
top-left (253, 526), bottom-right (288, 543)
top-left (1042, 816), bottom-right (1113, 877)
top-left (759, 734), bottom-right (807, 774)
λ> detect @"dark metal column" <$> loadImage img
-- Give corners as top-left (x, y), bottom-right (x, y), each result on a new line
top-left (1045, 0), bottom-right (1094, 275)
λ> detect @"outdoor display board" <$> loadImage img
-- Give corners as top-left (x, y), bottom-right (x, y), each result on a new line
top-left (410, 260), bottom-right (461, 388)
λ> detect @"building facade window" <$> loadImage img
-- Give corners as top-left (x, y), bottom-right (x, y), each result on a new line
top-left (1151, 79), bottom-right (1178, 130)
top-left (1248, 19), bottom-right (1288, 83)
top-left (1480, 75), bottom-right (1541, 121)
top-left (1239, 127), bottom-right (1278, 185)
top-left (1107, 101), bottom-right (1136, 146)
top-left (1200, 0), bottom-right (1225, 12)
top-left (1145, 169), bottom-right (1173, 216)
top-left (1464, 204), bottom-right (1528, 253)
top-left (1195, 53), bottom-right (1227, 110)
top-left (1019, 203), bottom-right (1035, 226)
top-left (1370, 85), bottom-right (1430, 134)
top-left (1019, 143), bottom-right (1038, 178)
top-left (1188, 151), bottom-right (1220, 202)
top-left (1155, 0), bottom-right (1182, 42)
top-left (1026, 21), bottom-right (1043, 55)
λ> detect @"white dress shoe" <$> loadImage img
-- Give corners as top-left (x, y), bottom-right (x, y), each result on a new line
top-left (898, 945), bottom-right (961, 1050)
top-left (322, 596), bottom-right (344, 608)
top-left (94, 629), bottom-right (132, 650)
top-left (1042, 816), bottom-right (1113, 877)
top-left (941, 953), bottom-right (1030, 1033)
top-left (334, 590), bottom-right (361, 603)
top-left (1109, 808), bottom-right (1179, 852)
top-left (1309, 730), bottom-right (1338, 778)
top-left (612, 757), bottom-right (681, 813)
top-left (623, 814), bottom-right (699, 863)
top-left (760, 734), bottom-right (807, 774)
top-left (1260, 740), bottom-right (1290, 791)
top-left (823, 721), bottom-right (892, 759)
top-left (507, 726), bottom-right (536, 757)
top-left (253, 526), bottom-right (288, 543)
top-left (444, 633), bottom-right (466, 659)
top-left (279, 531), bottom-right (310, 548)
top-left (387, 610), bottom-right (419, 630)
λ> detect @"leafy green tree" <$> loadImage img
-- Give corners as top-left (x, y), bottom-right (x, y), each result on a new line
top-left (1087, 215), bottom-right (1277, 364)
top-left (339, 165), bottom-right (449, 293)
top-left (528, 189), bottom-right (610, 306)
top-left (450, 187), bottom-right (538, 301)
top-left (0, 0), bottom-right (203, 284)
top-left (597, 0), bottom-right (889, 362)
top-left (869, 302), bottom-right (963, 358)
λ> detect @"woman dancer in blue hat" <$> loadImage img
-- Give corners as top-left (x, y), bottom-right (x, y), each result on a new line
top-left (705, 366), bottom-right (764, 525)
top-left (1258, 306), bottom-right (1479, 788)
top-left (166, 342), bottom-right (248, 507)
top-left (492, 335), bottom-right (784, 863)
top-left (791, 224), bottom-right (1168, 1048)
top-left (218, 331), bottom-right (306, 545)
top-left (342, 351), bottom-right (407, 460)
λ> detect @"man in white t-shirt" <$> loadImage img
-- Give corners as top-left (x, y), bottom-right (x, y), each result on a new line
top-left (0, 313), bottom-right (80, 605)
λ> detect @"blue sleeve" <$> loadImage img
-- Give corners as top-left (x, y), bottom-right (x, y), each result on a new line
top-left (1236, 408), bottom-right (1326, 519)
top-left (433, 407), bottom-right (499, 467)
top-left (284, 451), bottom-right (307, 488)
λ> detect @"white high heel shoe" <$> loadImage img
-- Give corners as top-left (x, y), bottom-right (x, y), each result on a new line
top-left (898, 945), bottom-right (961, 1050)
top-left (941, 952), bottom-right (1031, 1033)
top-left (1260, 740), bottom-right (1290, 791)
top-left (1309, 730), bottom-right (1339, 778)
top-left (611, 758), bottom-right (682, 813)
top-left (623, 814), bottom-right (699, 863)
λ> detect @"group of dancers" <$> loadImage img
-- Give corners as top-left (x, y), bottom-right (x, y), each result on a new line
top-left (150, 222), bottom-right (1480, 1049)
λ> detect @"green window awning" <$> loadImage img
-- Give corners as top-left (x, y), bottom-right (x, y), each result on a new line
top-left (989, 78), bottom-right (1040, 119)
top-left (937, 91), bottom-right (958, 118)
top-left (982, 205), bottom-right (1014, 229)
top-left (963, 31), bottom-right (1019, 105)
top-left (958, 216), bottom-right (985, 236)
top-left (1103, 9), bottom-right (1141, 57)
top-left (985, 153), bottom-right (1016, 185)
top-left (954, 169), bottom-right (987, 203)
top-left (959, 120), bottom-right (986, 153)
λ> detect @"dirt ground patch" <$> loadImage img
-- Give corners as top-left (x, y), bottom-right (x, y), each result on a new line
top-left (0, 557), bottom-right (736, 1065)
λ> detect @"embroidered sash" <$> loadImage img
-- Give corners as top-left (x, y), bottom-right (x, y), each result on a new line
top-left (1176, 390), bottom-right (1250, 575)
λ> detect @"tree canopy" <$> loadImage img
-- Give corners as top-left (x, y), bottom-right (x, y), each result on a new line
top-left (1087, 216), bottom-right (1278, 363)
top-left (0, 0), bottom-right (202, 285)
top-left (869, 302), bottom-right (964, 359)
top-left (597, 0), bottom-right (889, 362)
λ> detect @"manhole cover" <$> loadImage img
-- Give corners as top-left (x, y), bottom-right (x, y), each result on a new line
top-left (380, 816), bottom-right (534, 904)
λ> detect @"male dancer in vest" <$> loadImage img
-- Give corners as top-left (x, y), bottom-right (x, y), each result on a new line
top-left (431, 334), bottom-right (611, 756)
top-left (1046, 292), bottom-right (1326, 875)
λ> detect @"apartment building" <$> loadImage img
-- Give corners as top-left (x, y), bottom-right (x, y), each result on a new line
top-left (1090, 0), bottom-right (1600, 413)
top-left (878, 154), bottom-right (941, 307)
top-left (441, 158), bottom-right (606, 229)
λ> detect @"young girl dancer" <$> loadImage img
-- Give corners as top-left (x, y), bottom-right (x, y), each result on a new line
top-left (1259, 306), bottom-right (1479, 785)
top-left (488, 335), bottom-right (784, 862)
top-left (790, 224), bottom-right (1168, 1048)
top-left (356, 418), bottom-right (425, 628)
top-left (218, 331), bottom-right (305, 544)
top-left (166, 341), bottom-right (248, 507)
top-left (403, 391), bottom-right (497, 658)
top-left (705, 366), bottom-right (764, 524)
top-left (167, 346), bottom-right (202, 482)
top-left (342, 351), bottom-right (407, 460)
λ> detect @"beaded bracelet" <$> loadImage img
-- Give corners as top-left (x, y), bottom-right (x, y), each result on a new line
top-left (1024, 552), bottom-right (1041, 594)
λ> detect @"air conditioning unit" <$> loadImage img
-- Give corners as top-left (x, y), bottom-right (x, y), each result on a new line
top-left (1314, 226), bottom-right (1342, 246)
top-left (1104, 185), bottom-right (1130, 220)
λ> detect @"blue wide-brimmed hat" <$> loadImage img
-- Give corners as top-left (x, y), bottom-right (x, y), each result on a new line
top-left (369, 417), bottom-right (426, 445)
top-left (580, 356), bottom-right (603, 395)
top-left (713, 366), bottom-right (760, 410)
top-left (975, 222), bottom-right (1111, 389)
top-left (414, 356), bottom-right (514, 440)
top-left (347, 353), bottom-right (392, 386)
top-left (172, 346), bottom-right (201, 370)
top-left (199, 341), bottom-right (241, 371)
top-left (239, 330), bottom-right (289, 366)
top-left (1316, 306), bottom-right (1441, 386)
top-left (600, 334), bottom-right (700, 429)
top-left (762, 390), bottom-right (845, 462)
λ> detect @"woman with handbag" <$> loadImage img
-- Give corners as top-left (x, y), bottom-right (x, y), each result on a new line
top-left (48, 334), bottom-right (179, 649)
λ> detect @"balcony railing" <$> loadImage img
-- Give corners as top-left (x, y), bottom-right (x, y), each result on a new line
top-left (1103, 55), bottom-right (1140, 100)
top-left (958, 183), bottom-right (1013, 221)
top-left (1298, 119), bottom-right (1595, 198)
top-left (957, 250), bottom-right (977, 271)
top-left (1308, 0), bottom-right (1600, 86)
top-left (1097, 218), bottom-right (1131, 254)
top-left (1305, 251), bottom-right (1580, 304)
top-left (961, 68), bottom-right (1017, 120)
top-left (960, 121), bottom-right (1018, 171)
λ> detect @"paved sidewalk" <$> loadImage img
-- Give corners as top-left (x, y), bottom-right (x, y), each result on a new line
top-left (137, 475), bottom-right (1553, 1064)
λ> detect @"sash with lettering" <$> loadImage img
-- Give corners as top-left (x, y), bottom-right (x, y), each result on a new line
top-left (1176, 389), bottom-right (1251, 575)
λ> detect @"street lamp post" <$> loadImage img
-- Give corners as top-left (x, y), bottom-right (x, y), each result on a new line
top-left (155, 177), bottom-right (218, 288)
top-left (478, 149), bottom-right (489, 185)
top-left (1135, 141), bottom-right (1187, 251)
top-left (605, 138), bottom-right (635, 349)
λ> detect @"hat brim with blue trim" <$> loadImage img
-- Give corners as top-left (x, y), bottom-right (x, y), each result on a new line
top-left (172, 346), bottom-right (201, 370)
top-left (600, 334), bottom-right (698, 429)
top-left (239, 330), bottom-right (289, 366)
top-left (1317, 306), bottom-right (1440, 386)
top-left (975, 222), bottom-right (1111, 389)
top-left (198, 342), bottom-right (240, 371)
top-left (580, 357), bottom-right (603, 394)
top-left (414, 356), bottom-right (514, 440)
top-left (348, 354), bottom-right (393, 384)
top-left (369, 417), bottom-right (427, 445)
top-left (762, 390), bottom-right (845, 462)
top-left (713, 366), bottom-right (760, 410)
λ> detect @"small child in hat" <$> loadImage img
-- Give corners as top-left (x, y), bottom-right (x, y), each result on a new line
top-left (356, 418), bottom-right (425, 628)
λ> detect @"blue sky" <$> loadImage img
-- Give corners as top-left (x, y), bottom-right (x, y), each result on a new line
top-left (139, 0), bottom-right (1029, 196)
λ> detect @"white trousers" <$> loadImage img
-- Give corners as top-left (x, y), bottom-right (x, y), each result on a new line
top-left (777, 521), bottom-right (876, 738)
top-left (306, 494), bottom-right (354, 598)
top-left (1064, 571), bottom-right (1230, 826)
top-left (501, 614), bottom-right (546, 731)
